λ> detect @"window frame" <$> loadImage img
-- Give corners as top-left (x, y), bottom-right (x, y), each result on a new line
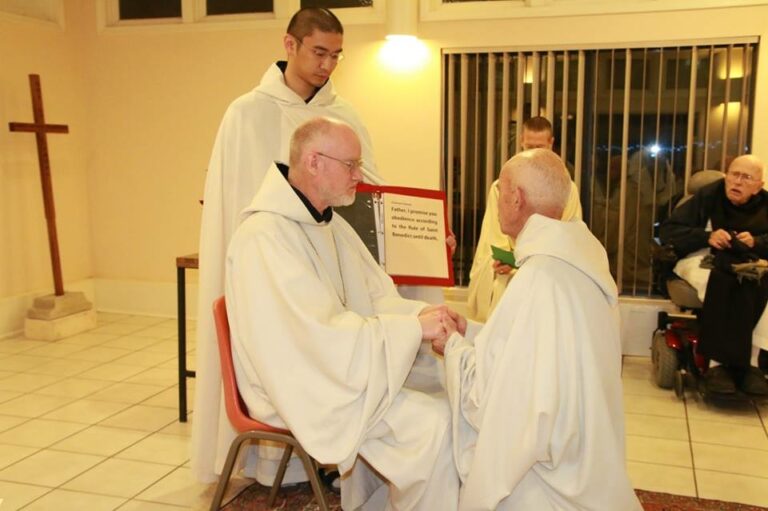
top-left (99, 0), bottom-right (383, 32)
top-left (440, 37), bottom-right (759, 293)
top-left (421, 0), bottom-right (768, 22)
top-left (0, 0), bottom-right (64, 28)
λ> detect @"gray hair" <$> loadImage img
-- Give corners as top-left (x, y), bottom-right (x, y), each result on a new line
top-left (289, 117), bottom-right (349, 169)
top-left (503, 149), bottom-right (571, 218)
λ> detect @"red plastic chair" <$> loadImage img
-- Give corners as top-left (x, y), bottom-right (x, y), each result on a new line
top-left (209, 296), bottom-right (329, 510)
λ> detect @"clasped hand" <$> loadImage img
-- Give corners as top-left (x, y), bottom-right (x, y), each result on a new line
top-left (418, 304), bottom-right (466, 356)
top-left (492, 259), bottom-right (514, 275)
top-left (708, 229), bottom-right (755, 250)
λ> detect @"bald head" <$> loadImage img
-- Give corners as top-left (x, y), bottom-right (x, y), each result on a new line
top-left (288, 117), bottom-right (363, 211)
top-left (498, 149), bottom-right (571, 238)
top-left (724, 154), bottom-right (765, 206)
top-left (729, 154), bottom-right (764, 178)
top-left (290, 117), bottom-right (345, 168)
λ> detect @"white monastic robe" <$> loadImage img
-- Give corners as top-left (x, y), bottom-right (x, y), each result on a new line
top-left (466, 180), bottom-right (582, 321)
top-left (446, 214), bottom-right (641, 511)
top-left (193, 62), bottom-right (385, 483)
top-left (226, 164), bottom-right (459, 511)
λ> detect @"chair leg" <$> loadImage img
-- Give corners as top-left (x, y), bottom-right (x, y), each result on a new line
top-left (267, 444), bottom-right (294, 507)
top-left (294, 445), bottom-right (330, 511)
top-left (209, 434), bottom-right (251, 511)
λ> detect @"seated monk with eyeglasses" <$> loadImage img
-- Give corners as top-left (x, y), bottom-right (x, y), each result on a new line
top-left (660, 154), bottom-right (768, 395)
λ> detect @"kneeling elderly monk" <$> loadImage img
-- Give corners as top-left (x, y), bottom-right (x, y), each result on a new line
top-left (433, 149), bottom-right (641, 511)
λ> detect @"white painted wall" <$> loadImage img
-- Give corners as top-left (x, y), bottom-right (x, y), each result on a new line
top-left (3, 0), bottom-right (768, 346)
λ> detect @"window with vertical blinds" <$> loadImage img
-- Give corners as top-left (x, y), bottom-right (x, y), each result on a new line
top-left (443, 41), bottom-right (758, 296)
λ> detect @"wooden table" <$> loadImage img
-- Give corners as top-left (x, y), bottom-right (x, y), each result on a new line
top-left (176, 253), bottom-right (198, 422)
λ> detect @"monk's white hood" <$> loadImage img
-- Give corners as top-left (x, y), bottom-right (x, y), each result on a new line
top-left (514, 214), bottom-right (619, 306)
top-left (239, 163), bottom-right (321, 227)
top-left (254, 61), bottom-right (337, 107)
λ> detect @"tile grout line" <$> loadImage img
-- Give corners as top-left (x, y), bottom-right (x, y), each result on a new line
top-left (0, 353), bottom-right (165, 433)
top-left (755, 399), bottom-right (768, 439)
top-left (13, 410), bottom-right (187, 505)
top-left (682, 391), bottom-right (700, 498)
top-left (0, 316), bottom-right (194, 509)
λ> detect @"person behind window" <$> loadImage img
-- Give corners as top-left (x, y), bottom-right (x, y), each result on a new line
top-left (466, 116), bottom-right (582, 321)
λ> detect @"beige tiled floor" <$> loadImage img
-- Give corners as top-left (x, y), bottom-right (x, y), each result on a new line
top-left (0, 313), bottom-right (227, 510)
top-left (1, 314), bottom-right (767, 509)
top-left (622, 356), bottom-right (768, 507)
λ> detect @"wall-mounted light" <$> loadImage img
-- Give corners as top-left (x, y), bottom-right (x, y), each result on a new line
top-left (713, 101), bottom-right (744, 114)
top-left (386, 0), bottom-right (417, 41)
top-left (716, 48), bottom-right (745, 80)
top-left (380, 0), bottom-right (427, 72)
top-left (524, 56), bottom-right (534, 84)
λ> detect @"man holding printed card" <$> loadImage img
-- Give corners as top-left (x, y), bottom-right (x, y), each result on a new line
top-left (467, 116), bottom-right (583, 321)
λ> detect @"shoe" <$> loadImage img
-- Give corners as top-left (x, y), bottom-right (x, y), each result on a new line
top-left (759, 349), bottom-right (768, 376)
top-left (703, 366), bottom-right (737, 394)
top-left (318, 467), bottom-right (341, 495)
top-left (737, 366), bottom-right (768, 395)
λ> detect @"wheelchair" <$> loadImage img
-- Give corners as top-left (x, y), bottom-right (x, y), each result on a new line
top-left (652, 242), bottom-right (768, 400)
top-left (650, 170), bottom-right (723, 400)
top-left (650, 241), bottom-right (708, 399)
top-left (651, 169), bottom-right (768, 400)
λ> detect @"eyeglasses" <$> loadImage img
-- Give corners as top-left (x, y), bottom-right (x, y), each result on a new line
top-left (317, 152), bottom-right (363, 172)
top-left (293, 36), bottom-right (344, 63)
top-left (726, 170), bottom-right (760, 183)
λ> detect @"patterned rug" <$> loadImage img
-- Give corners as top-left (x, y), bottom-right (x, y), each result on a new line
top-left (222, 482), bottom-right (767, 510)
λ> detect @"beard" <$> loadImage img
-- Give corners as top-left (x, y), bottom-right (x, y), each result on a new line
top-left (331, 191), bottom-right (356, 207)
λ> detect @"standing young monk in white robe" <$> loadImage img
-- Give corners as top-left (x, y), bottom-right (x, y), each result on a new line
top-left (193, 8), bottom-right (447, 484)
top-left (466, 117), bottom-right (582, 322)
top-left (226, 117), bottom-right (461, 510)
top-left (434, 149), bottom-right (641, 511)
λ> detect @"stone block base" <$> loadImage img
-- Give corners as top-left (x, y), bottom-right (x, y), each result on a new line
top-left (24, 309), bottom-right (98, 341)
top-left (27, 292), bottom-right (92, 320)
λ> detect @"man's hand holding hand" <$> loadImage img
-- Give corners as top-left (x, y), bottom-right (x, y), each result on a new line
top-left (431, 336), bottom-right (448, 356)
top-left (420, 304), bottom-right (466, 335)
top-left (418, 306), bottom-right (457, 341)
top-left (419, 305), bottom-right (466, 356)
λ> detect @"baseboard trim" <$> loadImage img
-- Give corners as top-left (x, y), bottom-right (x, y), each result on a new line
top-left (0, 280), bottom-right (96, 339)
top-left (93, 278), bottom-right (198, 320)
top-left (3, 280), bottom-right (667, 356)
top-left (0, 278), bottom-right (198, 339)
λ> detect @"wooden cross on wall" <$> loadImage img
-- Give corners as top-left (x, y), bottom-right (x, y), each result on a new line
top-left (9, 74), bottom-right (69, 296)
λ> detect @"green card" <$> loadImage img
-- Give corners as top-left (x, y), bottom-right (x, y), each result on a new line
top-left (491, 245), bottom-right (516, 267)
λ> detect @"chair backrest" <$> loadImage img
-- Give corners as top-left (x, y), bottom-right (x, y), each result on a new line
top-left (673, 170), bottom-right (724, 210)
top-left (658, 171), bottom-right (723, 307)
top-left (687, 169), bottom-right (724, 195)
top-left (213, 296), bottom-right (287, 434)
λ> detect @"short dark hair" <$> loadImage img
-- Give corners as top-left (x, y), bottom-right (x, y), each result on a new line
top-left (523, 116), bottom-right (553, 136)
top-left (287, 8), bottom-right (343, 40)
